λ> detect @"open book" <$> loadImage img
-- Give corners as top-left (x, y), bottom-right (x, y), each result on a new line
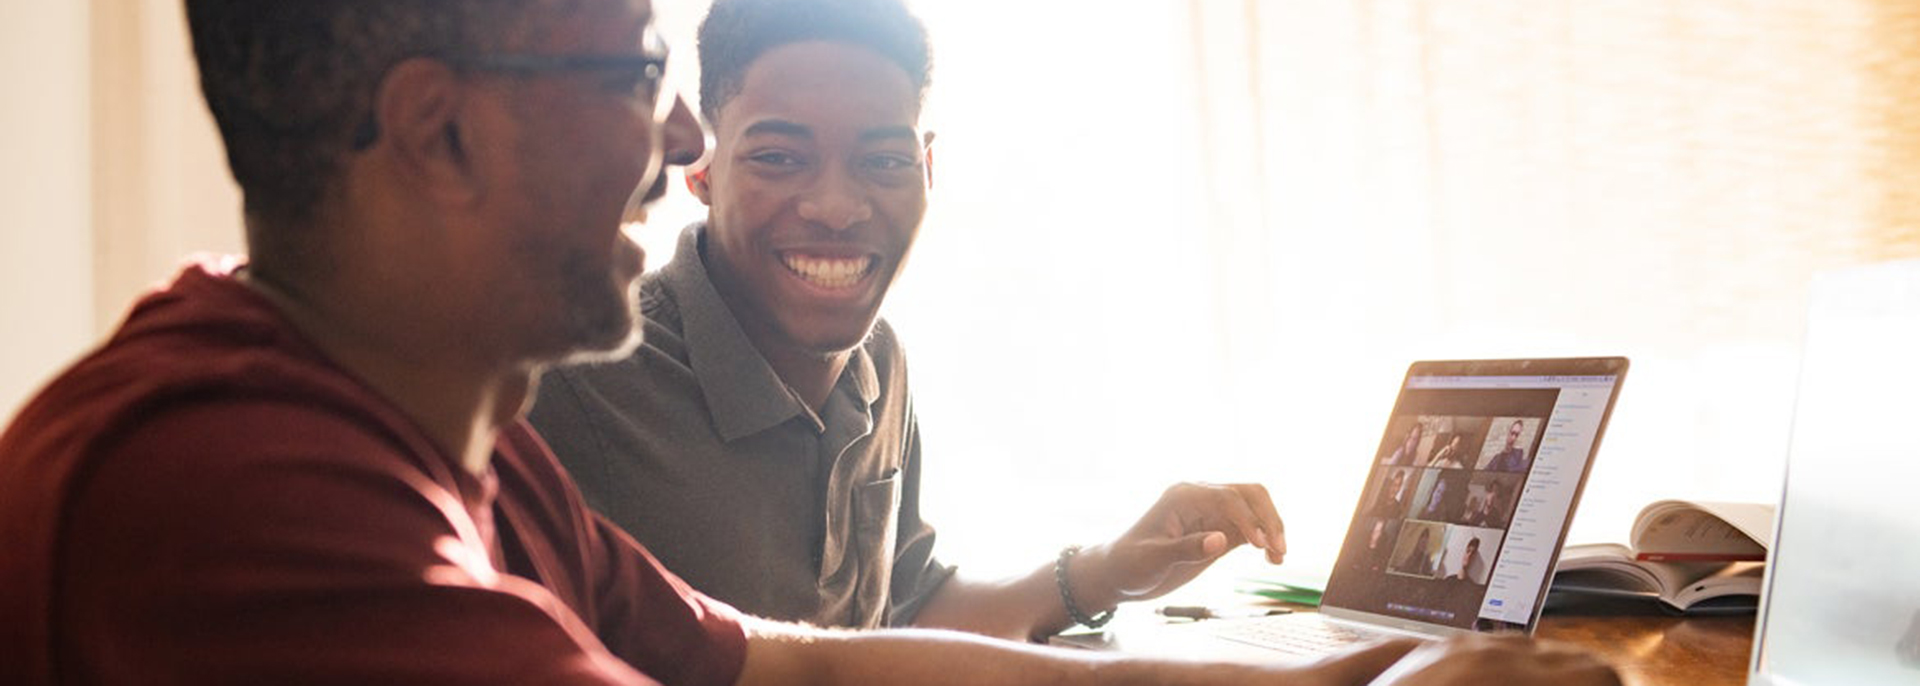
top-left (1550, 500), bottom-right (1774, 614)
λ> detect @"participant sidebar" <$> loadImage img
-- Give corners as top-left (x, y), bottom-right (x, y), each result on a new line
top-left (1479, 386), bottom-right (1614, 622)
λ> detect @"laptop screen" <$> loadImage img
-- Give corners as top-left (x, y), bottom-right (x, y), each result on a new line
top-left (1320, 358), bottom-right (1627, 634)
top-left (1750, 261), bottom-right (1920, 685)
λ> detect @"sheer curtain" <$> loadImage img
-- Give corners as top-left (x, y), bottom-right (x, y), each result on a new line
top-left (879, 0), bottom-right (1920, 581)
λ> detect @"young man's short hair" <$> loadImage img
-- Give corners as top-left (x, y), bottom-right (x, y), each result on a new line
top-left (696, 0), bottom-right (932, 125)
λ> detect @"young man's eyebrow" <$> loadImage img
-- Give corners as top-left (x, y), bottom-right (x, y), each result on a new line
top-left (741, 119), bottom-right (813, 139)
top-left (858, 125), bottom-right (919, 144)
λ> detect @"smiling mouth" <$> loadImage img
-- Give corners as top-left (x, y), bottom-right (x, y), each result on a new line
top-left (780, 253), bottom-right (875, 290)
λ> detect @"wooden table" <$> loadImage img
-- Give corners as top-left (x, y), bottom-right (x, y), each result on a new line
top-left (1075, 595), bottom-right (1756, 686)
top-left (1075, 584), bottom-right (1758, 684)
top-left (1535, 598), bottom-right (1754, 686)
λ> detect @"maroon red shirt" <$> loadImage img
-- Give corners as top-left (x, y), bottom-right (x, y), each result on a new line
top-left (0, 261), bottom-right (747, 685)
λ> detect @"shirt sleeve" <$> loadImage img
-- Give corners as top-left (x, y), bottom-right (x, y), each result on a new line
top-left (56, 400), bottom-right (663, 685)
top-left (884, 402), bottom-right (957, 626)
top-left (579, 513), bottom-right (751, 686)
top-left (494, 423), bottom-right (747, 686)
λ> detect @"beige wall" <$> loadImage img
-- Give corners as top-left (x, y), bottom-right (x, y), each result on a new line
top-left (1, 1), bottom-right (94, 422)
top-left (0, 1), bottom-right (242, 421)
top-left (91, 0), bottom-right (244, 333)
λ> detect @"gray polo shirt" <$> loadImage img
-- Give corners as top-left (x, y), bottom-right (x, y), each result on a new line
top-left (529, 223), bottom-right (953, 628)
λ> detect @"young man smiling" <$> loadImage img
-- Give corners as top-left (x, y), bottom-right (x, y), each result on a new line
top-left (529, 0), bottom-right (1300, 640)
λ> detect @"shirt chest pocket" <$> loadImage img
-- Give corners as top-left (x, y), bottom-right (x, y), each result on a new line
top-left (853, 469), bottom-right (902, 566)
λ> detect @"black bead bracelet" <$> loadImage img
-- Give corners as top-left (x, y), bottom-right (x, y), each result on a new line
top-left (1054, 545), bottom-right (1116, 629)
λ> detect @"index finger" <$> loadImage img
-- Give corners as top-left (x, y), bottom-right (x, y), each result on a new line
top-left (1228, 483), bottom-right (1286, 562)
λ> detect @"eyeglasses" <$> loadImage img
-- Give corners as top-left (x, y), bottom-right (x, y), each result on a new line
top-left (350, 32), bottom-right (675, 151)
top-left (447, 52), bottom-right (668, 106)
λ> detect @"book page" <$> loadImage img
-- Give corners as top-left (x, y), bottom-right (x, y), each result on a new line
top-left (1553, 544), bottom-right (1660, 592)
top-left (1629, 500), bottom-right (1773, 561)
top-left (1555, 542), bottom-right (1634, 568)
top-left (1666, 562), bottom-right (1765, 611)
top-left (1642, 560), bottom-right (1734, 600)
top-left (1550, 569), bottom-right (1659, 597)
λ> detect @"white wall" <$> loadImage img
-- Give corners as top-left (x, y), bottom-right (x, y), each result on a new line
top-left (1, 1), bottom-right (94, 422)
top-left (0, 1), bottom-right (243, 422)
top-left (90, 0), bottom-right (244, 333)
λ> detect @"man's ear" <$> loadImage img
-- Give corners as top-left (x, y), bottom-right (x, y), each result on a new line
top-left (686, 166), bottom-right (713, 206)
top-left (370, 58), bottom-right (477, 205)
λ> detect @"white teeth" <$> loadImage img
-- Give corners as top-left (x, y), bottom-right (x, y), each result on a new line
top-left (781, 254), bottom-right (874, 289)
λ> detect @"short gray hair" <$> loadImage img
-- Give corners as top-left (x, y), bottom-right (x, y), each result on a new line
top-left (184, 0), bottom-right (543, 229)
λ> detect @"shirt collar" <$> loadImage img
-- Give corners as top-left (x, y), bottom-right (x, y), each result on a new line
top-left (658, 222), bottom-right (880, 442)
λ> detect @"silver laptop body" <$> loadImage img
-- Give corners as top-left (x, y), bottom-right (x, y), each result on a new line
top-left (1748, 261), bottom-right (1920, 685)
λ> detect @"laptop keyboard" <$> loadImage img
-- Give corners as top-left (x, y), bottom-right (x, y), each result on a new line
top-left (1211, 617), bottom-right (1399, 656)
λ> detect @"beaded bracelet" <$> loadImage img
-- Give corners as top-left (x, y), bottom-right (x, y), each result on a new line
top-left (1054, 545), bottom-right (1116, 629)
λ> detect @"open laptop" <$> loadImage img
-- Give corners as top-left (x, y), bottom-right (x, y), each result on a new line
top-left (1747, 261), bottom-right (1920, 685)
top-left (1191, 357), bottom-right (1629, 656)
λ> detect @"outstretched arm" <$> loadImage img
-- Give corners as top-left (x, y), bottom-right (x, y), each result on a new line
top-left (735, 623), bottom-right (1621, 686)
top-left (910, 482), bottom-right (1286, 640)
top-left (736, 619), bottom-right (1415, 686)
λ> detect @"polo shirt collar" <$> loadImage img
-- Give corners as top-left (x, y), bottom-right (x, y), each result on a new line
top-left (658, 223), bottom-right (880, 442)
